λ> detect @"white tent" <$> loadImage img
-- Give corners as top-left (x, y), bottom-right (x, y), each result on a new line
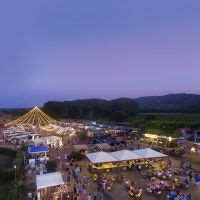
top-left (95, 143), bottom-right (111, 150)
top-left (111, 150), bottom-right (143, 161)
top-left (73, 144), bottom-right (88, 151)
top-left (86, 151), bottom-right (118, 164)
top-left (31, 136), bottom-right (63, 147)
top-left (36, 172), bottom-right (64, 189)
top-left (132, 148), bottom-right (167, 159)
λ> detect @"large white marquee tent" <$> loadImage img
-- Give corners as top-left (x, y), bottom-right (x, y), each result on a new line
top-left (86, 148), bottom-right (167, 164)
top-left (86, 151), bottom-right (118, 164)
top-left (132, 148), bottom-right (167, 159)
top-left (111, 150), bottom-right (143, 161)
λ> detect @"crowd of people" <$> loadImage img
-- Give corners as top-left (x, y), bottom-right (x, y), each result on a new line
top-left (63, 157), bottom-right (104, 200)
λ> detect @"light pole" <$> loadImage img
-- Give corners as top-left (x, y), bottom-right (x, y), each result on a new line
top-left (14, 165), bottom-right (16, 180)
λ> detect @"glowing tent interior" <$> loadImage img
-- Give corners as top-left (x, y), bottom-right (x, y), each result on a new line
top-left (6, 106), bottom-right (59, 127)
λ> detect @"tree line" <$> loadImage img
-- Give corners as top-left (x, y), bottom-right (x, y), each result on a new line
top-left (43, 98), bottom-right (138, 122)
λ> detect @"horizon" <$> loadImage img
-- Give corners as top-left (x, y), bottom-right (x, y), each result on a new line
top-left (0, 1), bottom-right (200, 108)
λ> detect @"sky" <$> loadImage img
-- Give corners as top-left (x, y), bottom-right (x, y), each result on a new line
top-left (0, 0), bottom-right (200, 108)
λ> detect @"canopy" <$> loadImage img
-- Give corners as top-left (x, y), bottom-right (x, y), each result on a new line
top-left (28, 145), bottom-right (49, 154)
top-left (36, 172), bottom-right (64, 189)
top-left (86, 151), bottom-right (118, 164)
top-left (95, 143), bottom-right (111, 150)
top-left (133, 148), bottom-right (167, 159)
top-left (111, 150), bottom-right (142, 161)
top-left (73, 144), bottom-right (88, 151)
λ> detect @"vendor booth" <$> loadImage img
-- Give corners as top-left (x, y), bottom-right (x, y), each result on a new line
top-left (73, 144), bottom-right (88, 153)
top-left (95, 143), bottom-right (111, 151)
top-left (86, 151), bottom-right (118, 173)
top-left (36, 172), bottom-right (66, 200)
top-left (86, 148), bottom-right (168, 173)
top-left (132, 148), bottom-right (167, 159)
top-left (31, 136), bottom-right (63, 148)
top-left (28, 145), bottom-right (49, 165)
top-left (111, 150), bottom-right (142, 161)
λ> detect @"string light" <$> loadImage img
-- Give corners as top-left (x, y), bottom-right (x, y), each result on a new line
top-left (6, 106), bottom-right (59, 127)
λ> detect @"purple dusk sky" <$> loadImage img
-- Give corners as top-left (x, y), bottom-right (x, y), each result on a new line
top-left (0, 1), bottom-right (200, 108)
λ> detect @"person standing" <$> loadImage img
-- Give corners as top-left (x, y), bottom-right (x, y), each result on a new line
top-left (87, 177), bottom-right (91, 188)
top-left (93, 191), bottom-right (97, 200)
top-left (189, 171), bottom-right (193, 182)
top-left (138, 164), bottom-right (141, 174)
top-left (73, 184), bottom-right (76, 195)
top-left (87, 193), bottom-right (92, 200)
top-left (100, 192), bottom-right (103, 200)
top-left (82, 186), bottom-right (87, 200)
top-left (67, 174), bottom-right (71, 185)
top-left (102, 181), bottom-right (106, 191)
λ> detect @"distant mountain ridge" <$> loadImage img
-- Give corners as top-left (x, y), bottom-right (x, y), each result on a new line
top-left (134, 93), bottom-right (200, 113)
top-left (1, 93), bottom-right (200, 114)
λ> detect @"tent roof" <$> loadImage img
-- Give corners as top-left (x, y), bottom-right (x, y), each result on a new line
top-left (28, 145), bottom-right (49, 154)
top-left (111, 150), bottom-right (142, 161)
top-left (86, 151), bottom-right (118, 164)
top-left (73, 144), bottom-right (88, 150)
top-left (132, 148), bottom-right (167, 158)
top-left (36, 172), bottom-right (64, 189)
top-left (95, 143), bottom-right (111, 150)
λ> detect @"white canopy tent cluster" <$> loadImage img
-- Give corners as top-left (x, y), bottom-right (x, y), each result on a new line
top-left (86, 148), bottom-right (167, 164)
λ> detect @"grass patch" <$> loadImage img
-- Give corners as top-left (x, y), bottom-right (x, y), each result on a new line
top-left (0, 184), bottom-right (10, 200)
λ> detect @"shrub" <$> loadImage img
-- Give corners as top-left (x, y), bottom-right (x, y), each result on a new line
top-left (46, 160), bottom-right (57, 172)
top-left (0, 168), bottom-right (15, 181)
top-left (177, 149), bottom-right (186, 157)
top-left (78, 132), bottom-right (87, 141)
top-left (12, 150), bottom-right (24, 178)
top-left (0, 147), bottom-right (16, 157)
top-left (10, 183), bottom-right (24, 200)
top-left (70, 151), bottom-right (84, 161)
top-left (20, 145), bottom-right (28, 152)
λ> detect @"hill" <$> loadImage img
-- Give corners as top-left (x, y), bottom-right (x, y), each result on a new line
top-left (134, 93), bottom-right (200, 113)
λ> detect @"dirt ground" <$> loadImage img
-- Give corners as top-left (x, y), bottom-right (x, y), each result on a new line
top-left (24, 143), bottom-right (199, 200)
top-left (18, 138), bottom-right (200, 200)
top-left (77, 157), bottom-right (200, 200)
top-left (184, 154), bottom-right (200, 172)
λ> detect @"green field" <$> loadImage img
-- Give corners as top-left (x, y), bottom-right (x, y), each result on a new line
top-left (0, 184), bottom-right (10, 200)
top-left (131, 113), bottom-right (200, 123)
top-left (127, 113), bottom-right (200, 137)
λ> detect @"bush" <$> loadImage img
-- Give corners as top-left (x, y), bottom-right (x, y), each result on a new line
top-left (177, 149), bottom-right (186, 157)
top-left (46, 160), bottom-right (57, 172)
top-left (70, 151), bottom-right (84, 161)
top-left (78, 132), bottom-right (87, 141)
top-left (0, 185), bottom-right (11, 200)
top-left (12, 150), bottom-right (24, 178)
top-left (0, 147), bottom-right (16, 157)
top-left (20, 145), bottom-right (28, 152)
top-left (0, 168), bottom-right (15, 181)
top-left (10, 183), bottom-right (24, 200)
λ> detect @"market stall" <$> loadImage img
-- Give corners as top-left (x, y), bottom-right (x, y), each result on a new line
top-left (95, 143), bottom-right (111, 151)
top-left (36, 172), bottom-right (64, 200)
top-left (73, 144), bottom-right (88, 153)
top-left (28, 145), bottom-right (49, 165)
top-left (31, 136), bottom-right (63, 148)
top-left (132, 148), bottom-right (167, 159)
top-left (86, 151), bottom-right (118, 173)
top-left (86, 149), bottom-right (168, 173)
